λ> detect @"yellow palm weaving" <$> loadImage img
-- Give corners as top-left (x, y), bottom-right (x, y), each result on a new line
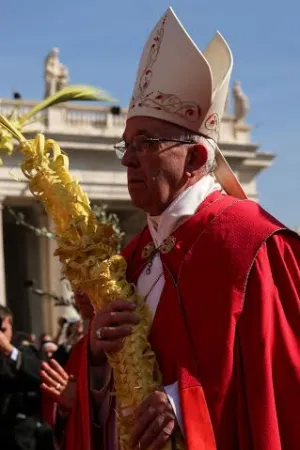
top-left (0, 115), bottom-right (184, 450)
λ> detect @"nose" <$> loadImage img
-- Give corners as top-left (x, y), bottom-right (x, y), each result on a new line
top-left (121, 148), bottom-right (139, 168)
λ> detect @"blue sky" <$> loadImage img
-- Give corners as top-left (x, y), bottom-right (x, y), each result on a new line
top-left (0, 0), bottom-right (299, 227)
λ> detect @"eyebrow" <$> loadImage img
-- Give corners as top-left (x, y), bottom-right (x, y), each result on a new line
top-left (123, 129), bottom-right (157, 140)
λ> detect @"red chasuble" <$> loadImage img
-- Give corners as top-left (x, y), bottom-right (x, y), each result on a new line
top-left (65, 191), bottom-right (300, 449)
top-left (58, 335), bottom-right (93, 450)
top-left (124, 191), bottom-right (300, 449)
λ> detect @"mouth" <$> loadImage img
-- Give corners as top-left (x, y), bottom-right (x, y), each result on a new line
top-left (129, 180), bottom-right (144, 185)
top-left (128, 176), bottom-right (145, 184)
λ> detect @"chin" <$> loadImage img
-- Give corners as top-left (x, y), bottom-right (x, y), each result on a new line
top-left (128, 190), bottom-right (148, 211)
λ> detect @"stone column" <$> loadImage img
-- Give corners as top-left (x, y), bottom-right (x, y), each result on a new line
top-left (46, 219), bottom-right (79, 334)
top-left (0, 199), bottom-right (6, 305)
top-left (37, 212), bottom-right (63, 335)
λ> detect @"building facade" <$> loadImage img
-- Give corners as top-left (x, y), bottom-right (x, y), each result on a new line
top-left (0, 88), bottom-right (274, 336)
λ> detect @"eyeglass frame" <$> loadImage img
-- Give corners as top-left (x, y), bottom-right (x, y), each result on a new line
top-left (114, 135), bottom-right (195, 159)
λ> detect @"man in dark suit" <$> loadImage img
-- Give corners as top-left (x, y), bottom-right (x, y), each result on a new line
top-left (0, 305), bottom-right (53, 449)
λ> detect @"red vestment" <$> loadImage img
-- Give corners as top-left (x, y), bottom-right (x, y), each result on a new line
top-left (51, 335), bottom-right (93, 450)
top-left (66, 192), bottom-right (300, 449)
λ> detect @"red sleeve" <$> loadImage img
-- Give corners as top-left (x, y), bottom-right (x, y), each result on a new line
top-left (238, 232), bottom-right (300, 449)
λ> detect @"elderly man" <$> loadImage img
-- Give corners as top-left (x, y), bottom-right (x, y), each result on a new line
top-left (63, 7), bottom-right (300, 450)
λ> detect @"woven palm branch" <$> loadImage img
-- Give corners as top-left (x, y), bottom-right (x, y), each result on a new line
top-left (0, 115), bottom-right (184, 450)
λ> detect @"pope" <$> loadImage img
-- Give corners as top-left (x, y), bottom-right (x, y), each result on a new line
top-left (57, 7), bottom-right (300, 450)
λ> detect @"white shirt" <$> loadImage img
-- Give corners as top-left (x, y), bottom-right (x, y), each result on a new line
top-left (136, 174), bottom-right (221, 431)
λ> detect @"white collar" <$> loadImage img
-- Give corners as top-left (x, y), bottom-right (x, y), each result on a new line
top-left (148, 174), bottom-right (221, 247)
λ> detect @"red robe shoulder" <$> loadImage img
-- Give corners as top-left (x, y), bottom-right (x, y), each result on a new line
top-left (236, 232), bottom-right (300, 449)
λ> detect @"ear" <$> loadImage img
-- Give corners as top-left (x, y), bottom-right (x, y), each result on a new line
top-left (185, 143), bottom-right (208, 177)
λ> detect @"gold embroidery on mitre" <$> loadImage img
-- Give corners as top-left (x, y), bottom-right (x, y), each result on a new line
top-left (129, 15), bottom-right (201, 123)
top-left (129, 14), bottom-right (167, 109)
top-left (142, 242), bottom-right (155, 259)
top-left (160, 235), bottom-right (176, 254)
top-left (205, 113), bottom-right (220, 133)
top-left (139, 92), bottom-right (201, 123)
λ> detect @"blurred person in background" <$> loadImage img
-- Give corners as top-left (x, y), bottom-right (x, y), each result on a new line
top-left (13, 332), bottom-right (32, 349)
top-left (0, 305), bottom-right (53, 450)
top-left (41, 341), bottom-right (59, 362)
top-left (39, 332), bottom-right (52, 348)
top-left (53, 318), bottom-right (84, 367)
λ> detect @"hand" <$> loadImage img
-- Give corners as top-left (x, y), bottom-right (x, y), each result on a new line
top-left (131, 390), bottom-right (176, 450)
top-left (90, 299), bottom-right (139, 366)
top-left (0, 331), bottom-right (14, 356)
top-left (41, 359), bottom-right (76, 412)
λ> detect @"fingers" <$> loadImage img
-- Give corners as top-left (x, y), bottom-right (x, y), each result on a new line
top-left (149, 419), bottom-right (175, 450)
top-left (138, 413), bottom-right (174, 450)
top-left (41, 362), bottom-right (68, 386)
top-left (133, 410), bottom-right (175, 450)
top-left (41, 383), bottom-right (60, 401)
top-left (135, 389), bottom-right (165, 418)
top-left (132, 405), bottom-right (157, 447)
top-left (48, 359), bottom-right (69, 380)
top-left (94, 310), bottom-right (139, 328)
top-left (98, 325), bottom-right (133, 342)
top-left (91, 301), bottom-right (139, 335)
top-left (97, 339), bottom-right (125, 354)
top-left (89, 300), bottom-right (139, 361)
top-left (132, 391), bottom-right (174, 449)
top-left (92, 312), bottom-right (138, 354)
top-left (40, 369), bottom-right (67, 390)
top-left (104, 299), bottom-right (137, 313)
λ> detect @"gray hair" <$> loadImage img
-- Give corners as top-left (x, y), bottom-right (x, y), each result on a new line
top-left (180, 131), bottom-right (217, 175)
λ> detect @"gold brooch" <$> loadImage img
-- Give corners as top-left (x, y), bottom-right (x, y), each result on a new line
top-left (160, 235), bottom-right (176, 254)
top-left (142, 236), bottom-right (176, 261)
top-left (142, 242), bottom-right (155, 259)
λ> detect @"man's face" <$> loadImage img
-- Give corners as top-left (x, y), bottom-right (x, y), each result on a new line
top-left (122, 117), bottom-right (191, 216)
top-left (42, 342), bottom-right (58, 360)
top-left (1, 316), bottom-right (13, 342)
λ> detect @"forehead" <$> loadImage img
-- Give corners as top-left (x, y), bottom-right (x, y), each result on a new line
top-left (124, 116), bottom-right (182, 139)
top-left (44, 342), bottom-right (57, 351)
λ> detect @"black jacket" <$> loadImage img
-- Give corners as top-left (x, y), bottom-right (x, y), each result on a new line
top-left (0, 344), bottom-right (53, 450)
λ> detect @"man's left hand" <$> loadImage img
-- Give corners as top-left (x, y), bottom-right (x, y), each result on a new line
top-left (131, 389), bottom-right (176, 450)
top-left (0, 331), bottom-right (13, 356)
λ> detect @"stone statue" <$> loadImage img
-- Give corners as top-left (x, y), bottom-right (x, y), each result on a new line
top-left (44, 47), bottom-right (69, 98)
top-left (232, 80), bottom-right (249, 122)
top-left (57, 64), bottom-right (69, 91)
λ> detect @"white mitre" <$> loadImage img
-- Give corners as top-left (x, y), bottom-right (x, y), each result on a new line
top-left (127, 7), bottom-right (246, 199)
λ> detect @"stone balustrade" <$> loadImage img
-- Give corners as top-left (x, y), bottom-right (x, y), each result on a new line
top-left (0, 98), bottom-right (127, 137)
top-left (0, 98), bottom-right (254, 143)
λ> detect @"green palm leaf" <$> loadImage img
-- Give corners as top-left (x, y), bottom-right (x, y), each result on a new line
top-left (0, 114), bottom-right (25, 142)
top-left (19, 84), bottom-right (116, 125)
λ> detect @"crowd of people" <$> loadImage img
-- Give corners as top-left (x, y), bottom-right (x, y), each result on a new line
top-left (0, 293), bottom-right (88, 450)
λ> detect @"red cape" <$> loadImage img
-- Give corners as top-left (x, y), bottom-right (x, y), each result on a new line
top-left (64, 335), bottom-right (92, 450)
top-left (125, 192), bottom-right (300, 449)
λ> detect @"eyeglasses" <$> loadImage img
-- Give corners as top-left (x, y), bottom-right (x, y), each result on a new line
top-left (114, 135), bottom-right (194, 159)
